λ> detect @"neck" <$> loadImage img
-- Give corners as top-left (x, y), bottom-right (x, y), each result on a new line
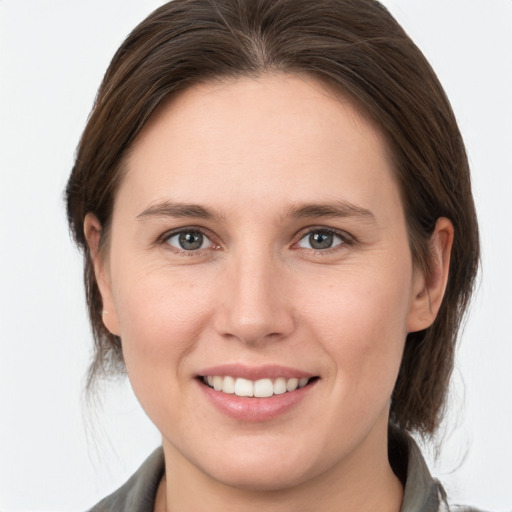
top-left (158, 418), bottom-right (403, 512)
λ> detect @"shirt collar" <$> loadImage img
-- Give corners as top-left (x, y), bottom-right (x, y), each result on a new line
top-left (389, 426), bottom-right (448, 512)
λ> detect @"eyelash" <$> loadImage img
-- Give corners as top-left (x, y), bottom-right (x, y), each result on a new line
top-left (293, 227), bottom-right (354, 254)
top-left (158, 227), bottom-right (219, 255)
top-left (158, 226), bottom-right (354, 255)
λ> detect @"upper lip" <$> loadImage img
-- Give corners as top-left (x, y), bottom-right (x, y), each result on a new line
top-left (197, 364), bottom-right (316, 381)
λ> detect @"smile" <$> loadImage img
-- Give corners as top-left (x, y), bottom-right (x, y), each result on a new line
top-left (202, 375), bottom-right (312, 397)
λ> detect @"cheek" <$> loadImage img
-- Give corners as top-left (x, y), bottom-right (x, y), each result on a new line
top-left (111, 264), bottom-right (215, 388)
top-left (303, 262), bottom-right (412, 399)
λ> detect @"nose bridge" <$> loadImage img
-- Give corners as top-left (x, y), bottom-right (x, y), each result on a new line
top-left (215, 243), bottom-right (294, 344)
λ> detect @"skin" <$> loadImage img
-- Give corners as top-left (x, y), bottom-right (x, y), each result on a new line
top-left (85, 73), bottom-right (453, 512)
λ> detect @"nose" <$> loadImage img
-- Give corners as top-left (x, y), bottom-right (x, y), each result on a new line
top-left (214, 250), bottom-right (295, 346)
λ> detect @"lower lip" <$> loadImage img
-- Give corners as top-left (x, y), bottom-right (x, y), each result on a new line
top-left (198, 379), bottom-right (316, 422)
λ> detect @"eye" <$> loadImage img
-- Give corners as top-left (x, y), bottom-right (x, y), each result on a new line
top-left (296, 229), bottom-right (346, 250)
top-left (165, 230), bottom-right (213, 251)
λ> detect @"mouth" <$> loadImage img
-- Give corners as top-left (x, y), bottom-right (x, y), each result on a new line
top-left (196, 366), bottom-right (319, 421)
top-left (199, 375), bottom-right (318, 397)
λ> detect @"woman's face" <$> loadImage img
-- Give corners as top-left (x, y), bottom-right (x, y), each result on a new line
top-left (90, 74), bottom-right (435, 491)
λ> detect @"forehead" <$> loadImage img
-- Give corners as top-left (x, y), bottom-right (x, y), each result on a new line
top-left (118, 73), bottom-right (400, 222)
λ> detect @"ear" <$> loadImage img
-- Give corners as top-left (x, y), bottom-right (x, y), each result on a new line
top-left (83, 213), bottom-right (121, 336)
top-left (407, 217), bottom-right (454, 333)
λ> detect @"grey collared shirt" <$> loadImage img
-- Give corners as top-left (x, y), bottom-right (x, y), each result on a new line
top-left (392, 428), bottom-right (483, 512)
top-left (88, 429), bottom-right (485, 511)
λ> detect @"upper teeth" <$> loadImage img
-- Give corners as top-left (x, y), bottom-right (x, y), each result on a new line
top-left (203, 376), bottom-right (310, 397)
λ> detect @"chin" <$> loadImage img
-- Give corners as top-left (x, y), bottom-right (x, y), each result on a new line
top-left (190, 436), bottom-right (326, 492)
top-left (208, 459), bottom-right (314, 492)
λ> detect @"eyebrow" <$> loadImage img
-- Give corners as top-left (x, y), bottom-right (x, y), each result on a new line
top-left (136, 200), bottom-right (375, 223)
top-left (284, 201), bottom-right (375, 222)
top-left (136, 201), bottom-right (225, 223)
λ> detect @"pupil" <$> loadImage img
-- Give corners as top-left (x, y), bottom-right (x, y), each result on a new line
top-left (310, 232), bottom-right (333, 249)
top-left (179, 231), bottom-right (203, 250)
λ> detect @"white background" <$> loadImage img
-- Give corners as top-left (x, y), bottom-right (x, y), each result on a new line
top-left (1, 1), bottom-right (511, 511)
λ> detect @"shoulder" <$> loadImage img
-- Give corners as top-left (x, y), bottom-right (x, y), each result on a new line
top-left (448, 506), bottom-right (490, 512)
top-left (87, 447), bottom-right (164, 512)
top-left (441, 488), bottom-right (491, 512)
top-left (389, 427), bottom-right (489, 512)
top-left (449, 507), bottom-right (490, 512)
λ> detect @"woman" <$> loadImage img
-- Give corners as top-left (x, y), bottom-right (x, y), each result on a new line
top-left (66, 0), bottom-right (482, 510)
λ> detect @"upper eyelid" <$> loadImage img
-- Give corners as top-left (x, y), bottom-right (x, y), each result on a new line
top-left (155, 225), bottom-right (354, 250)
top-left (157, 226), bottom-right (217, 249)
top-left (159, 226), bottom-right (213, 240)
top-left (294, 226), bottom-right (354, 243)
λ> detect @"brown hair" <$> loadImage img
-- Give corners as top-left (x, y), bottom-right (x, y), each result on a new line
top-left (66, 0), bottom-right (479, 436)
